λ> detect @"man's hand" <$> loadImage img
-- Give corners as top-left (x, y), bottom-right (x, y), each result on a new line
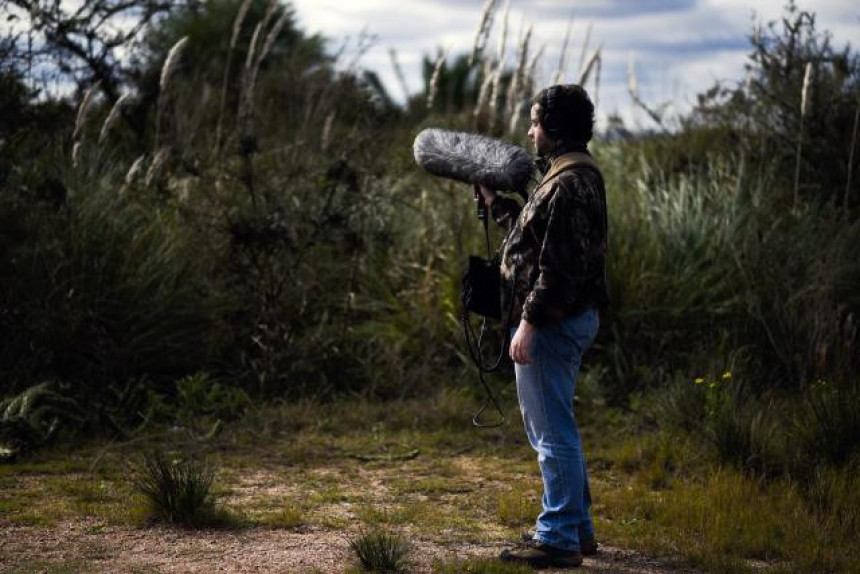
top-left (510, 318), bottom-right (536, 365)
top-left (473, 184), bottom-right (497, 209)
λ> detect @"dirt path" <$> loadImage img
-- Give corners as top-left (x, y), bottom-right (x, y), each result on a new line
top-left (0, 415), bottom-right (710, 574)
top-left (0, 519), bottom-right (698, 573)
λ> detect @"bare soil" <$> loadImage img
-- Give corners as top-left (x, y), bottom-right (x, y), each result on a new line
top-left (0, 519), bottom-right (698, 573)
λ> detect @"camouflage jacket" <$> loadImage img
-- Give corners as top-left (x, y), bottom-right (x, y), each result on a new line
top-left (491, 151), bottom-right (609, 327)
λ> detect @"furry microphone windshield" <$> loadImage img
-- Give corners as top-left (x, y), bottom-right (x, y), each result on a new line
top-left (413, 128), bottom-right (534, 198)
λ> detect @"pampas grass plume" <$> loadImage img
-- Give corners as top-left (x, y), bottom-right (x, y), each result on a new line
top-left (145, 148), bottom-right (169, 188)
top-left (578, 45), bottom-right (602, 86)
top-left (126, 155), bottom-right (146, 186)
top-left (427, 50), bottom-right (446, 109)
top-left (160, 37), bottom-right (189, 94)
top-left (230, 0), bottom-right (253, 52)
top-left (627, 54), bottom-right (639, 99)
top-left (552, 17), bottom-right (573, 85)
top-left (801, 62), bottom-right (813, 118)
top-left (73, 81), bottom-right (101, 143)
top-left (99, 93), bottom-right (131, 144)
top-left (469, 0), bottom-right (497, 68)
top-left (71, 142), bottom-right (82, 169)
top-left (258, 8), bottom-right (291, 66)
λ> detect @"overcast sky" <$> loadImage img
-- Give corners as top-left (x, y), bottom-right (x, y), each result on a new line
top-left (289, 0), bottom-right (859, 129)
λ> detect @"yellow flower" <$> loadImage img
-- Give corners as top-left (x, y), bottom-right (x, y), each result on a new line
top-left (694, 377), bottom-right (705, 384)
top-left (722, 371), bottom-right (732, 380)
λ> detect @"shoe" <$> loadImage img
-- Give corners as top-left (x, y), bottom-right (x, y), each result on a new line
top-left (521, 531), bottom-right (598, 556)
top-left (500, 540), bottom-right (583, 569)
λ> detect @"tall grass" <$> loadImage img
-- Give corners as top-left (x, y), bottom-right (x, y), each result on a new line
top-left (600, 464), bottom-right (860, 572)
top-left (2, 2), bottom-right (858, 491)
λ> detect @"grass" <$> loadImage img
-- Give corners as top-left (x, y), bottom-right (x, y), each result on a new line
top-left (497, 482), bottom-right (540, 527)
top-left (0, 394), bottom-right (858, 572)
top-left (433, 558), bottom-right (533, 573)
top-left (349, 528), bottom-right (411, 573)
top-left (130, 450), bottom-right (237, 528)
top-left (259, 501), bottom-right (305, 529)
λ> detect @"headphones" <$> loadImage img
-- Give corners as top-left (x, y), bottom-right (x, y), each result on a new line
top-left (541, 85), bottom-right (563, 139)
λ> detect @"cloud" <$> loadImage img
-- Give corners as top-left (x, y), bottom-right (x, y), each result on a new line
top-left (419, 0), bottom-right (701, 20)
top-left (290, 0), bottom-right (859, 128)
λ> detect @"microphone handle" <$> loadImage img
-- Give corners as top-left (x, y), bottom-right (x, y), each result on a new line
top-left (474, 184), bottom-right (487, 222)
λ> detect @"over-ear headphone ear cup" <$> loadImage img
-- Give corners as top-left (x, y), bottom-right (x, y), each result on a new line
top-left (542, 85), bottom-right (562, 139)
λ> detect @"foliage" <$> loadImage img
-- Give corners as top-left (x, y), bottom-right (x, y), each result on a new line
top-left (2, 0), bottom-right (185, 103)
top-left (0, 381), bottom-right (85, 461)
top-left (795, 376), bottom-right (860, 470)
top-left (693, 0), bottom-right (860, 210)
top-left (0, 0), bottom-right (857, 488)
top-left (173, 372), bottom-right (250, 423)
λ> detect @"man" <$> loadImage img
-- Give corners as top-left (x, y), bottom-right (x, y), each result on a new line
top-left (476, 84), bottom-right (609, 569)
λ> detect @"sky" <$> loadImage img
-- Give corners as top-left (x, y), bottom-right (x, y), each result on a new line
top-left (288, 0), bottom-right (860, 129)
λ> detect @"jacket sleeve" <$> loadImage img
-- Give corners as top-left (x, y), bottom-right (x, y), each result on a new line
top-left (489, 195), bottom-right (522, 231)
top-left (521, 173), bottom-right (596, 327)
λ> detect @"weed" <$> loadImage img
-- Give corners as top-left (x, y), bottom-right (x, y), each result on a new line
top-left (433, 558), bottom-right (533, 573)
top-left (130, 450), bottom-right (233, 528)
top-left (349, 528), bottom-right (411, 573)
top-left (497, 483), bottom-right (539, 526)
top-left (261, 501), bottom-right (304, 529)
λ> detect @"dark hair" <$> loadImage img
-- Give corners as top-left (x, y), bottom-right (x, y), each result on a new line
top-left (531, 84), bottom-right (594, 144)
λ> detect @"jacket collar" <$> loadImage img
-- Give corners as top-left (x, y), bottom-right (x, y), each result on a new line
top-left (536, 140), bottom-right (588, 175)
top-left (536, 151), bottom-right (601, 190)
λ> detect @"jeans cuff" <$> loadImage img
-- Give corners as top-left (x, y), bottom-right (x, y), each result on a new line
top-left (534, 533), bottom-right (580, 552)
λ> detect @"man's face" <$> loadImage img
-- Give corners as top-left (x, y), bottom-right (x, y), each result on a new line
top-left (528, 103), bottom-right (555, 156)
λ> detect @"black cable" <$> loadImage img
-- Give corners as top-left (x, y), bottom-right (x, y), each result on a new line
top-left (461, 211), bottom-right (517, 428)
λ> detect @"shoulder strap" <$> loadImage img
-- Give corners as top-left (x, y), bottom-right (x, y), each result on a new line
top-left (536, 152), bottom-right (604, 193)
top-left (542, 152), bottom-right (608, 237)
top-left (548, 152), bottom-right (603, 180)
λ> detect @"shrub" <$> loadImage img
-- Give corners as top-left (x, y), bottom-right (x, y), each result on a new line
top-left (795, 377), bottom-right (860, 471)
top-left (348, 528), bottom-right (411, 573)
top-left (131, 450), bottom-right (230, 528)
top-left (0, 381), bottom-right (85, 461)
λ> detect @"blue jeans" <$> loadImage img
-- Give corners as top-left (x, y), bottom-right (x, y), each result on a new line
top-left (512, 308), bottom-right (599, 552)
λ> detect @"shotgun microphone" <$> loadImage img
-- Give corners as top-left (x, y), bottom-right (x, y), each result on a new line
top-left (413, 128), bottom-right (534, 202)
